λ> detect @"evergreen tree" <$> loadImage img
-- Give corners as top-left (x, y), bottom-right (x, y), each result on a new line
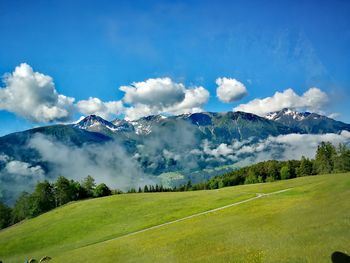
top-left (0, 201), bottom-right (11, 229)
top-left (286, 160), bottom-right (299, 178)
top-left (70, 180), bottom-right (87, 200)
top-left (267, 160), bottom-right (280, 180)
top-left (314, 142), bottom-right (336, 174)
top-left (82, 175), bottom-right (96, 197)
top-left (334, 144), bottom-right (350, 172)
top-left (111, 189), bottom-right (123, 195)
top-left (128, 188), bottom-right (137, 193)
top-left (30, 181), bottom-right (55, 217)
top-left (185, 180), bottom-right (192, 191)
top-left (11, 192), bottom-right (32, 223)
top-left (94, 183), bottom-right (112, 197)
top-left (144, 185), bottom-right (149, 193)
top-left (297, 156), bottom-right (313, 177)
top-left (209, 179), bottom-right (219, 189)
top-left (280, 166), bottom-right (291, 180)
top-left (54, 176), bottom-right (74, 206)
top-left (244, 169), bottom-right (258, 184)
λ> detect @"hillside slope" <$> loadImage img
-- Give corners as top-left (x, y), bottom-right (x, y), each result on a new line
top-left (0, 173), bottom-right (349, 262)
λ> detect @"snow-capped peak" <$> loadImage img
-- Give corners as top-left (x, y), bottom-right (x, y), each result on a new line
top-left (265, 112), bottom-right (278, 120)
top-left (129, 114), bottom-right (168, 135)
top-left (74, 115), bottom-right (119, 131)
top-left (265, 108), bottom-right (310, 121)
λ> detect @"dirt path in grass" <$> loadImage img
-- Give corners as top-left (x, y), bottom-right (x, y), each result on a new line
top-left (100, 188), bottom-right (292, 244)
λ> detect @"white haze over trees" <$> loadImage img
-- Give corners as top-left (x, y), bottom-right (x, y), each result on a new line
top-left (28, 133), bottom-right (156, 189)
top-left (200, 131), bottom-right (350, 166)
top-left (1, 128), bottom-right (350, 204)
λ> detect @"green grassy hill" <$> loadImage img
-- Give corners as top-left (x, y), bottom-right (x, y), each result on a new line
top-left (1, 173), bottom-right (349, 262)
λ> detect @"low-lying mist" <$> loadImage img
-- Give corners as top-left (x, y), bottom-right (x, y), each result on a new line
top-left (1, 129), bottom-right (350, 205)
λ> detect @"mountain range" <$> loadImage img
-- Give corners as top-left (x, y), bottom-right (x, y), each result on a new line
top-left (1, 109), bottom-right (350, 204)
top-left (265, 108), bottom-right (350, 134)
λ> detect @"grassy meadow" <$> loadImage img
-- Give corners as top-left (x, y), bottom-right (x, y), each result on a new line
top-left (0, 173), bottom-right (349, 262)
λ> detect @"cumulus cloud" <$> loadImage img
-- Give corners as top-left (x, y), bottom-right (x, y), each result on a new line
top-left (216, 77), bottom-right (248, 103)
top-left (165, 86), bottom-right (210, 115)
top-left (76, 97), bottom-right (124, 120)
top-left (123, 105), bottom-right (158, 121)
top-left (0, 63), bottom-right (75, 122)
top-left (120, 78), bottom-right (185, 107)
top-left (234, 87), bottom-right (328, 116)
top-left (121, 78), bottom-right (209, 120)
top-left (0, 66), bottom-right (210, 122)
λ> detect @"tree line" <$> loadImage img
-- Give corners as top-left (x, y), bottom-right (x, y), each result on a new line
top-left (193, 142), bottom-right (350, 190)
top-left (1, 141), bottom-right (349, 230)
top-left (0, 175), bottom-right (112, 229)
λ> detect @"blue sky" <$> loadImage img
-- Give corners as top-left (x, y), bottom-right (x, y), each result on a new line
top-left (1, 0), bottom-right (350, 135)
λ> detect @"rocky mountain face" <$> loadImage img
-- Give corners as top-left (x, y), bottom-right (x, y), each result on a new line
top-left (75, 111), bottom-right (299, 142)
top-left (265, 108), bottom-right (350, 134)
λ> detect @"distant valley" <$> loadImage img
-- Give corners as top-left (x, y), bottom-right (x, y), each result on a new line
top-left (1, 109), bottom-right (350, 204)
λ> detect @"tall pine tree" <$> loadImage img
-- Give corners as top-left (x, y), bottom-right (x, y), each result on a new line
top-left (314, 142), bottom-right (336, 174)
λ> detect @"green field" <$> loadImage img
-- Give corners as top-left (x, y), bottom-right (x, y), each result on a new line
top-left (1, 173), bottom-right (349, 262)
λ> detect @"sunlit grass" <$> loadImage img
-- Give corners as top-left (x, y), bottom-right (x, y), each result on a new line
top-left (1, 173), bottom-right (349, 263)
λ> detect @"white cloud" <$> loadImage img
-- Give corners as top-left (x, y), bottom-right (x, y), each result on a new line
top-left (204, 142), bottom-right (234, 158)
top-left (216, 77), bottom-right (248, 103)
top-left (0, 63), bottom-right (75, 122)
top-left (120, 78), bottom-right (185, 107)
top-left (0, 66), bottom-right (209, 122)
top-left (123, 104), bottom-right (158, 121)
top-left (0, 156), bottom-right (45, 204)
top-left (5, 160), bottom-right (44, 177)
top-left (121, 78), bottom-right (209, 120)
top-left (0, 154), bottom-right (10, 162)
top-left (76, 97), bottom-right (124, 120)
top-left (28, 133), bottom-right (155, 190)
top-left (234, 131), bottom-right (350, 165)
top-left (194, 131), bottom-right (350, 166)
top-left (328, 113), bottom-right (340, 119)
top-left (165, 86), bottom-right (210, 115)
top-left (234, 87), bottom-right (328, 116)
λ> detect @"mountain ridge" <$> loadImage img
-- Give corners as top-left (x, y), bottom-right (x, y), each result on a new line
top-left (265, 108), bottom-right (350, 134)
top-left (1, 109), bottom-right (350, 204)
top-left (2, 109), bottom-right (349, 139)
